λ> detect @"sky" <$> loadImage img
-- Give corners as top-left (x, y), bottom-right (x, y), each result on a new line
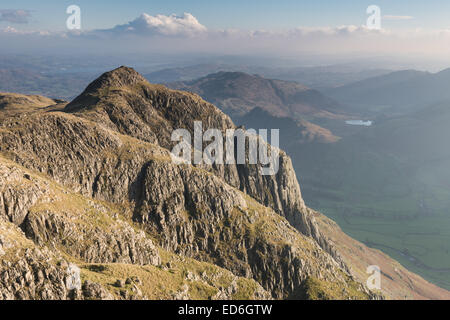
top-left (1, 0), bottom-right (449, 31)
top-left (2, 0), bottom-right (450, 68)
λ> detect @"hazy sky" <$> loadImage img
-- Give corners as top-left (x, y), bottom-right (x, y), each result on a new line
top-left (1, 0), bottom-right (449, 31)
top-left (2, 0), bottom-right (450, 68)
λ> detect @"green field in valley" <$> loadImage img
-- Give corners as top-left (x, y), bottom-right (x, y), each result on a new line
top-left (289, 115), bottom-right (450, 291)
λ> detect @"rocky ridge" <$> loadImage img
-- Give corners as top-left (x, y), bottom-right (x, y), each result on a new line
top-left (63, 67), bottom-right (339, 259)
top-left (0, 67), bottom-right (381, 299)
top-left (0, 156), bottom-right (270, 300)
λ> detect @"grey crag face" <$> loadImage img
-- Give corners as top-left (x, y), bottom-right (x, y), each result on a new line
top-left (0, 67), bottom-right (378, 300)
top-left (164, 68), bottom-right (450, 298)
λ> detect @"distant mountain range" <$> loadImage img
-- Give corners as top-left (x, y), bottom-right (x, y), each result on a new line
top-left (145, 63), bottom-right (391, 89)
top-left (168, 71), bottom-right (345, 120)
top-left (0, 61), bottom-right (391, 102)
top-left (326, 68), bottom-right (450, 116)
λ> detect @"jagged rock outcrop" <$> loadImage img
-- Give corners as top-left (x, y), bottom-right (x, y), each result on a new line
top-left (0, 159), bottom-right (161, 266)
top-left (0, 68), bottom-right (375, 299)
top-left (63, 67), bottom-right (338, 258)
top-left (0, 164), bottom-right (45, 225)
top-left (0, 216), bottom-right (118, 300)
top-left (0, 220), bottom-right (68, 300)
top-left (0, 113), bottom-right (359, 297)
top-left (80, 281), bottom-right (115, 300)
top-left (0, 67), bottom-right (343, 266)
top-left (23, 209), bottom-right (161, 266)
top-left (0, 158), bottom-right (272, 300)
top-left (136, 159), bottom-right (364, 297)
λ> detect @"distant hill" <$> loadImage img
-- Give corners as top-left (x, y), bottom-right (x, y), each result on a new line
top-left (168, 71), bottom-right (345, 119)
top-left (326, 68), bottom-right (450, 116)
top-left (235, 107), bottom-right (340, 146)
top-left (0, 63), bottom-right (390, 103)
top-left (261, 65), bottom-right (391, 90)
top-left (145, 63), bottom-right (244, 83)
top-left (145, 63), bottom-right (391, 88)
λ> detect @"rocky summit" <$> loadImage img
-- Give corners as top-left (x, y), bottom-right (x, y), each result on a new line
top-left (0, 66), bottom-right (447, 300)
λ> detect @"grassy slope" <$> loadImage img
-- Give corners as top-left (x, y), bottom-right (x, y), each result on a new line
top-left (80, 251), bottom-right (264, 300)
top-left (314, 210), bottom-right (450, 299)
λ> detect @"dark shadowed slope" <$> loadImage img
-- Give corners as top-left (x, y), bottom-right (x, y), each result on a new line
top-left (168, 71), bottom-right (345, 120)
top-left (235, 107), bottom-right (340, 146)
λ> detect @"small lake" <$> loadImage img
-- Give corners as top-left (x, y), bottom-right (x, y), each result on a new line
top-left (345, 120), bottom-right (373, 126)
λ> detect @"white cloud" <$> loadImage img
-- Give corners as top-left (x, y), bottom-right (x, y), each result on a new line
top-left (3, 12), bottom-right (450, 60)
top-left (287, 25), bottom-right (386, 36)
top-left (1, 25), bottom-right (49, 35)
top-left (109, 13), bottom-right (207, 37)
